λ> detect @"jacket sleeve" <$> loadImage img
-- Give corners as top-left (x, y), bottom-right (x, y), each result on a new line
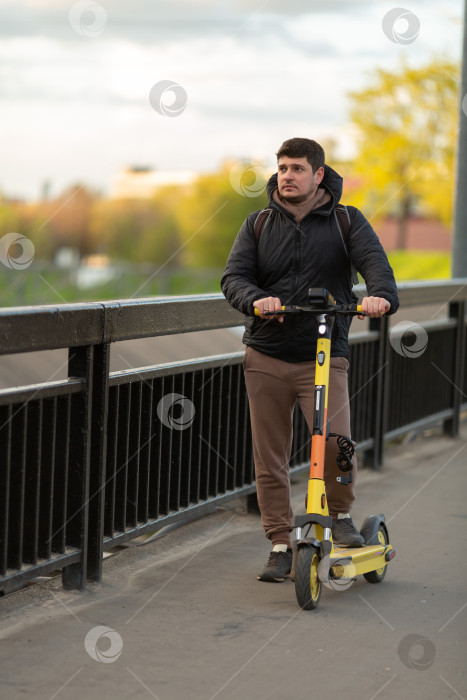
top-left (221, 212), bottom-right (268, 316)
top-left (347, 207), bottom-right (399, 314)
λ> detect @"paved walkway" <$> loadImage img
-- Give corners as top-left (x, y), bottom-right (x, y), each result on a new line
top-left (1, 425), bottom-right (466, 700)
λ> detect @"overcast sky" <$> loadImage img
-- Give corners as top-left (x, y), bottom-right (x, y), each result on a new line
top-left (0, 0), bottom-right (463, 201)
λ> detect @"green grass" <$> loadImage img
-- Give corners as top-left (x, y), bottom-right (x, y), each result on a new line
top-left (0, 252), bottom-right (452, 308)
top-left (0, 265), bottom-right (223, 308)
top-left (387, 251), bottom-right (451, 281)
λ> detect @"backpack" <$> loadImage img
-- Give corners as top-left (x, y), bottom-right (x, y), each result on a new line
top-left (253, 204), bottom-right (359, 285)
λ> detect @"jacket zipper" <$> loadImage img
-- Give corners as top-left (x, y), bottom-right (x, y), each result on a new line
top-left (294, 223), bottom-right (301, 296)
top-left (288, 223), bottom-right (302, 360)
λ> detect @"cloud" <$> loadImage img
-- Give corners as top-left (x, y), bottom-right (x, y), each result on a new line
top-left (0, 0), bottom-right (392, 44)
top-left (0, 0), bottom-right (462, 199)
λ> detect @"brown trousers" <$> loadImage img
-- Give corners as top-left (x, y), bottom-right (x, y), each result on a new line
top-left (243, 346), bottom-right (357, 547)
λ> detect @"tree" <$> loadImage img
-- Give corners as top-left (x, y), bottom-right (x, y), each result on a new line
top-left (175, 161), bottom-right (269, 268)
top-left (89, 186), bottom-right (186, 265)
top-left (0, 199), bottom-right (22, 239)
top-left (347, 57), bottom-right (459, 249)
top-left (44, 184), bottom-right (100, 257)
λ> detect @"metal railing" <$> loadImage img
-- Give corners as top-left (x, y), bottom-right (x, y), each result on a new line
top-left (0, 280), bottom-right (466, 596)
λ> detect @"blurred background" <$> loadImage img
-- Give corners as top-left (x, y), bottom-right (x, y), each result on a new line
top-left (0, 0), bottom-right (463, 306)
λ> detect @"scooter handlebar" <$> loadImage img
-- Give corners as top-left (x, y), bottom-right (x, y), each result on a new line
top-left (254, 304), bottom-right (365, 316)
top-left (254, 306), bottom-right (286, 316)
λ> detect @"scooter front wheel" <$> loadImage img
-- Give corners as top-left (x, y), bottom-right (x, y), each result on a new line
top-left (295, 545), bottom-right (321, 610)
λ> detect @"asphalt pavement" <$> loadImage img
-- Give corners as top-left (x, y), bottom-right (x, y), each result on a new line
top-left (1, 424), bottom-right (466, 700)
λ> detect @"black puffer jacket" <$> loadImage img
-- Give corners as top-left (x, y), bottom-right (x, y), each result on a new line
top-left (221, 165), bottom-right (399, 361)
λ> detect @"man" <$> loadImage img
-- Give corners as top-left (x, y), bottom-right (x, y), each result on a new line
top-left (221, 138), bottom-right (398, 583)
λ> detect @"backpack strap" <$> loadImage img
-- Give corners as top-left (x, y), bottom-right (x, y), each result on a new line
top-left (253, 208), bottom-right (273, 244)
top-left (334, 205), bottom-right (359, 285)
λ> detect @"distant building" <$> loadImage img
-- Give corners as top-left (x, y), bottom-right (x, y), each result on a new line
top-left (376, 216), bottom-right (451, 252)
top-left (340, 176), bottom-right (451, 252)
top-left (109, 166), bottom-right (196, 199)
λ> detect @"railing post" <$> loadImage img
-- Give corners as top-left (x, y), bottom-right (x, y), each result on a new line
top-left (86, 342), bottom-right (110, 582)
top-left (443, 301), bottom-right (466, 437)
top-left (362, 315), bottom-right (390, 470)
top-left (62, 346), bottom-right (94, 590)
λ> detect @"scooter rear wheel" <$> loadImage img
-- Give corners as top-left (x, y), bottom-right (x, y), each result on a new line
top-left (295, 545), bottom-right (321, 610)
top-left (363, 524), bottom-right (388, 583)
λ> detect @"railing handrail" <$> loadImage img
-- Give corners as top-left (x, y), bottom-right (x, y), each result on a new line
top-left (0, 294), bottom-right (243, 355)
top-left (1, 279), bottom-right (467, 356)
top-left (393, 278), bottom-right (467, 306)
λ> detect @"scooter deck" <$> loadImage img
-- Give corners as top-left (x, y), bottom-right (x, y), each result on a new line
top-left (329, 543), bottom-right (392, 578)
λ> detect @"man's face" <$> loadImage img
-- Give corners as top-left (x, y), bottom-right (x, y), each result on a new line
top-left (277, 156), bottom-right (324, 203)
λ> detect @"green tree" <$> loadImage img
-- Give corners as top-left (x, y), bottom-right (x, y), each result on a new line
top-left (142, 185), bottom-right (187, 265)
top-left (0, 198), bottom-right (58, 261)
top-left (89, 186), bottom-right (186, 265)
top-left (348, 57), bottom-right (458, 249)
top-left (0, 199), bottom-right (22, 238)
top-left (90, 197), bottom-right (158, 262)
top-left (176, 161), bottom-right (269, 268)
top-left (39, 184), bottom-right (100, 257)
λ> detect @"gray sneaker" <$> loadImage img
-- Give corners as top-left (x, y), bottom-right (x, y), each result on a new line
top-left (332, 517), bottom-right (365, 547)
top-left (257, 549), bottom-right (293, 582)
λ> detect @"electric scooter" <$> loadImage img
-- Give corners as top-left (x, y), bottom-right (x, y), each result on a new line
top-left (256, 288), bottom-right (395, 610)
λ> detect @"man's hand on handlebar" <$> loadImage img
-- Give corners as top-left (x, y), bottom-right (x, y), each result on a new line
top-left (252, 294), bottom-right (389, 320)
top-left (359, 296), bottom-right (390, 320)
top-left (253, 297), bottom-right (284, 323)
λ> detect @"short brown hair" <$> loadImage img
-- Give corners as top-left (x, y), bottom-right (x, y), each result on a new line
top-left (276, 138), bottom-right (325, 172)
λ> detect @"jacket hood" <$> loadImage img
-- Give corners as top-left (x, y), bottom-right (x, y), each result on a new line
top-left (266, 164), bottom-right (343, 213)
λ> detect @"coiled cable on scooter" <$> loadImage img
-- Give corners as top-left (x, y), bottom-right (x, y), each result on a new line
top-left (329, 433), bottom-right (355, 483)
